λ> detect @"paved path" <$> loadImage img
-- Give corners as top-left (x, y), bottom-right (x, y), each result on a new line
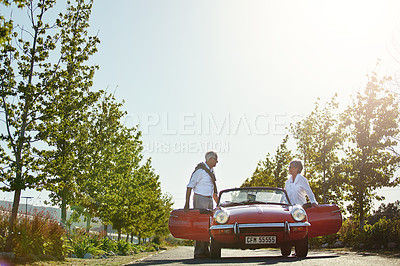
top-left (127, 246), bottom-right (400, 265)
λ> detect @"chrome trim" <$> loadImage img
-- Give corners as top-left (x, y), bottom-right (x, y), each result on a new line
top-left (332, 210), bottom-right (341, 213)
top-left (234, 222), bottom-right (240, 235)
top-left (290, 222), bottom-right (311, 227)
top-left (210, 222), bottom-right (310, 230)
top-left (210, 224), bottom-right (234, 230)
top-left (284, 221), bottom-right (290, 233)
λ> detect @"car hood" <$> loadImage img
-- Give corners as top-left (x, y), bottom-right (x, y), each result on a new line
top-left (218, 204), bottom-right (296, 224)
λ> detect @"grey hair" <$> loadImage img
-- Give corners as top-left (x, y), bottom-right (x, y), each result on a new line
top-left (205, 151), bottom-right (218, 161)
top-left (290, 160), bottom-right (303, 174)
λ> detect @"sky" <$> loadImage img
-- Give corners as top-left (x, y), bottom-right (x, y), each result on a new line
top-left (1, 0), bottom-right (400, 210)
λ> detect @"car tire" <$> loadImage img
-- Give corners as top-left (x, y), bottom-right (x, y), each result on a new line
top-left (294, 235), bottom-right (308, 257)
top-left (210, 237), bottom-right (221, 259)
top-left (280, 244), bottom-right (291, 257)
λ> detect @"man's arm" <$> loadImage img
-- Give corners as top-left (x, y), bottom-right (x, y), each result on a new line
top-left (184, 187), bottom-right (192, 210)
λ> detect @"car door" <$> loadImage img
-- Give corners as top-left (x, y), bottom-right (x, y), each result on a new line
top-left (305, 204), bottom-right (342, 238)
top-left (168, 209), bottom-right (212, 242)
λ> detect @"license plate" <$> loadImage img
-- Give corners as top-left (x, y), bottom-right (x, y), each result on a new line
top-left (245, 236), bottom-right (276, 244)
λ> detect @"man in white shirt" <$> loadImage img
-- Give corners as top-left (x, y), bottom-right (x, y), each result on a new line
top-left (184, 151), bottom-right (219, 259)
top-left (284, 160), bottom-right (318, 207)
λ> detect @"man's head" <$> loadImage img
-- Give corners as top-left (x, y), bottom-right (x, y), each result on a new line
top-left (205, 151), bottom-right (218, 169)
top-left (289, 160), bottom-right (303, 176)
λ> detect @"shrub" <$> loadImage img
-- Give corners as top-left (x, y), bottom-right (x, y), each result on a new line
top-left (68, 228), bottom-right (105, 258)
top-left (72, 238), bottom-right (103, 258)
top-left (116, 240), bottom-right (131, 255)
top-left (3, 209), bottom-right (69, 260)
top-left (309, 234), bottom-right (340, 248)
top-left (337, 217), bottom-right (400, 249)
top-left (99, 236), bottom-right (117, 253)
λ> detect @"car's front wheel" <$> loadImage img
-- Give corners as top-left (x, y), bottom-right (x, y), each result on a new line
top-left (210, 237), bottom-right (221, 259)
top-left (294, 235), bottom-right (308, 257)
top-left (280, 243), bottom-right (291, 257)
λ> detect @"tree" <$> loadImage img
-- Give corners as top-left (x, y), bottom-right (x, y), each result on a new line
top-left (290, 116), bottom-right (315, 178)
top-left (73, 92), bottom-right (143, 234)
top-left (273, 135), bottom-right (292, 188)
top-left (368, 200), bottom-right (400, 224)
top-left (0, 1), bottom-right (27, 44)
top-left (242, 136), bottom-right (292, 188)
top-left (290, 96), bottom-right (344, 204)
top-left (241, 153), bottom-right (274, 187)
top-left (37, 0), bottom-right (99, 227)
top-left (341, 72), bottom-right (400, 230)
top-left (0, 0), bottom-right (66, 251)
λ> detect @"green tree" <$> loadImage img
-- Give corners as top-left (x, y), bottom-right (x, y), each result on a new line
top-left (368, 200), bottom-right (400, 224)
top-left (127, 160), bottom-right (171, 240)
top-left (0, 0), bottom-right (66, 251)
top-left (273, 135), bottom-right (292, 188)
top-left (0, 1), bottom-right (27, 44)
top-left (290, 96), bottom-right (344, 204)
top-left (241, 153), bottom-right (275, 187)
top-left (37, 0), bottom-right (100, 227)
top-left (341, 72), bottom-right (400, 230)
top-left (242, 136), bottom-right (292, 188)
top-left (73, 93), bottom-right (143, 235)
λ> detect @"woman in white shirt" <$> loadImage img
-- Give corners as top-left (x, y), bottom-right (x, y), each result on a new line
top-left (284, 160), bottom-right (318, 207)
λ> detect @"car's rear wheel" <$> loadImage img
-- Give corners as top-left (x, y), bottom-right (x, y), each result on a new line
top-left (294, 235), bottom-right (308, 257)
top-left (280, 243), bottom-right (291, 257)
top-left (210, 237), bottom-right (221, 259)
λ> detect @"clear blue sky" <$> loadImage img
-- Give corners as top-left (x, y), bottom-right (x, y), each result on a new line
top-left (2, 0), bottom-right (400, 210)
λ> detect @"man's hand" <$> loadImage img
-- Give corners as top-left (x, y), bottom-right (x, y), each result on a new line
top-left (213, 193), bottom-right (219, 204)
top-left (184, 202), bottom-right (189, 212)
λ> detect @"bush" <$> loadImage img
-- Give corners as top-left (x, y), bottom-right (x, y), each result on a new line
top-left (116, 240), bottom-right (132, 255)
top-left (68, 228), bottom-right (105, 258)
top-left (99, 236), bottom-right (117, 253)
top-left (363, 217), bottom-right (400, 248)
top-left (337, 217), bottom-right (400, 249)
top-left (0, 207), bottom-right (69, 260)
top-left (309, 234), bottom-right (340, 248)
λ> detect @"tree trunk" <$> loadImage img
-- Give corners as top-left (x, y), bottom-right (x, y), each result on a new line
top-left (85, 213), bottom-right (91, 233)
top-left (61, 189), bottom-right (67, 228)
top-left (359, 198), bottom-right (365, 231)
top-left (131, 232), bottom-right (134, 243)
top-left (5, 189), bottom-right (21, 252)
top-left (118, 228), bottom-right (121, 241)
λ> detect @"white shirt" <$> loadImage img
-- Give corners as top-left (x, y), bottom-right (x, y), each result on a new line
top-left (284, 174), bottom-right (318, 205)
top-left (187, 162), bottom-right (215, 197)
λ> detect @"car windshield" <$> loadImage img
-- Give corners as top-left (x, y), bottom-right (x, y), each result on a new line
top-left (218, 188), bottom-right (289, 207)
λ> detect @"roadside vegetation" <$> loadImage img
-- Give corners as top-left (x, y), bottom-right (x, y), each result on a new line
top-left (0, 205), bottom-right (173, 264)
top-left (0, 0), bottom-right (172, 262)
top-left (242, 72), bottom-right (400, 250)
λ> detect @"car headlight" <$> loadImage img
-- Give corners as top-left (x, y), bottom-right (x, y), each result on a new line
top-left (291, 206), bottom-right (306, 222)
top-left (214, 210), bottom-right (229, 224)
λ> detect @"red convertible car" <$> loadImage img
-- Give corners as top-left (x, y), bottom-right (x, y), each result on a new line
top-left (169, 187), bottom-right (342, 258)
